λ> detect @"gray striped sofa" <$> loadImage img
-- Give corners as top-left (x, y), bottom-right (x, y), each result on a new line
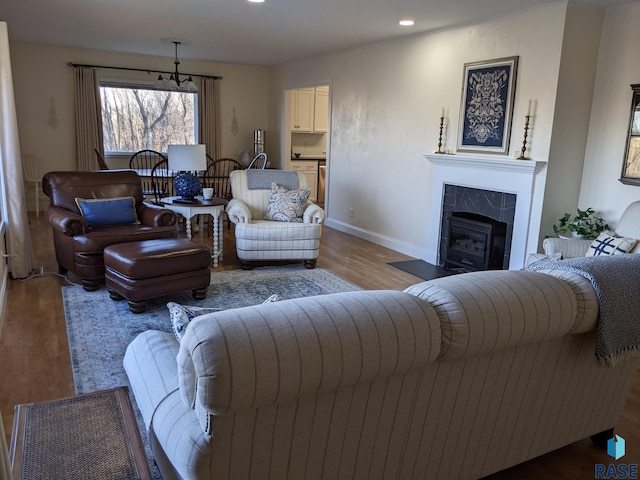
top-left (123, 268), bottom-right (639, 479)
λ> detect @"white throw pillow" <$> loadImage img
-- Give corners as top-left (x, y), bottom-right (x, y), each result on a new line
top-left (265, 183), bottom-right (310, 222)
top-left (586, 231), bottom-right (637, 256)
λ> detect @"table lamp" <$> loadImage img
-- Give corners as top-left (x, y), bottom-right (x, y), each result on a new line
top-left (168, 144), bottom-right (207, 201)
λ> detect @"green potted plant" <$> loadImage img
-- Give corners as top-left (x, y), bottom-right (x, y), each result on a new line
top-left (552, 207), bottom-right (609, 239)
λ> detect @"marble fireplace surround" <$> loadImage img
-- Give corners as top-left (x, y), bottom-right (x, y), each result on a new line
top-left (423, 153), bottom-right (546, 270)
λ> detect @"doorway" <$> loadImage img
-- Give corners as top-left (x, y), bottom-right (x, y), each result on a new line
top-left (284, 84), bottom-right (330, 209)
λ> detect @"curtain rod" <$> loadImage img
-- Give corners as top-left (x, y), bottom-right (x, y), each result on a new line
top-left (67, 62), bottom-right (222, 80)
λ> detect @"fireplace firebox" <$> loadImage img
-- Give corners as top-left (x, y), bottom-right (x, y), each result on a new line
top-left (444, 212), bottom-right (507, 271)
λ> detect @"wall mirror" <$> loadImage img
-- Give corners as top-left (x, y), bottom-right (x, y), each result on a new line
top-left (620, 83), bottom-right (640, 185)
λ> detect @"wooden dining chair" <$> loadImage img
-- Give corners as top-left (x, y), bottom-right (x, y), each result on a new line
top-left (247, 152), bottom-right (268, 169)
top-left (129, 149), bottom-right (168, 199)
top-left (150, 158), bottom-right (175, 205)
top-left (203, 156), bottom-right (245, 201)
top-left (203, 155), bottom-right (245, 229)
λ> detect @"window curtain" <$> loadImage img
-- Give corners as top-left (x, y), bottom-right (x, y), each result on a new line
top-left (0, 21), bottom-right (33, 279)
top-left (198, 77), bottom-right (221, 161)
top-left (73, 67), bottom-right (103, 171)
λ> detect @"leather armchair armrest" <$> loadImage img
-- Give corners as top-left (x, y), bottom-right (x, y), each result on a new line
top-left (138, 203), bottom-right (178, 227)
top-left (542, 237), bottom-right (592, 258)
top-left (46, 206), bottom-right (88, 236)
top-left (303, 203), bottom-right (325, 224)
top-left (226, 199), bottom-right (251, 224)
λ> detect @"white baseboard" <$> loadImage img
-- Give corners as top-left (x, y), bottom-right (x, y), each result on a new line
top-left (324, 218), bottom-right (435, 261)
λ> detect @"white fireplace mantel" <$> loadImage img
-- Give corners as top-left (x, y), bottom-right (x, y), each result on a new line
top-left (423, 153), bottom-right (547, 270)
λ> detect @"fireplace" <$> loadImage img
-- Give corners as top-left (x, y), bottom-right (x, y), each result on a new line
top-left (444, 212), bottom-right (507, 271)
top-left (424, 153), bottom-right (545, 270)
top-left (440, 185), bottom-right (515, 270)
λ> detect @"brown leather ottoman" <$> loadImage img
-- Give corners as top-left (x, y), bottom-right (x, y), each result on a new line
top-left (104, 238), bottom-right (211, 313)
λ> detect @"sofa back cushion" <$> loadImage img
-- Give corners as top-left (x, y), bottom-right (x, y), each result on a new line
top-left (177, 290), bottom-right (441, 433)
top-left (404, 270), bottom-right (578, 361)
top-left (43, 170), bottom-right (144, 215)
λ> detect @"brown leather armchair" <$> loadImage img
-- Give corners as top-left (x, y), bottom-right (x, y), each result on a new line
top-left (43, 170), bottom-right (178, 291)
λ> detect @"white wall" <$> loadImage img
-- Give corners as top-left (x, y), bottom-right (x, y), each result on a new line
top-left (270, 5), bottom-right (567, 260)
top-left (580, 3), bottom-right (640, 228)
top-left (9, 42), bottom-right (269, 184)
top-left (540, 4), bottom-right (604, 240)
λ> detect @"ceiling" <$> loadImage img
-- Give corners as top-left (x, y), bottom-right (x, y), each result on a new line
top-left (1, 0), bottom-right (636, 67)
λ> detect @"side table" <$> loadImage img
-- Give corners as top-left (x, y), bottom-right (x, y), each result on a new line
top-left (161, 196), bottom-right (228, 268)
top-left (10, 387), bottom-right (151, 480)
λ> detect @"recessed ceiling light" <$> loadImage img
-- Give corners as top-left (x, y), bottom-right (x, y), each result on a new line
top-left (399, 19), bottom-right (415, 26)
top-left (248, 0), bottom-right (265, 3)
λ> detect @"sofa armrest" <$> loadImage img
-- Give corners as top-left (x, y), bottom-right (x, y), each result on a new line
top-left (138, 202), bottom-right (178, 227)
top-left (46, 206), bottom-right (88, 236)
top-left (226, 199), bottom-right (251, 224)
top-left (542, 237), bottom-right (592, 258)
top-left (303, 202), bottom-right (325, 224)
top-left (123, 330), bottom-right (180, 430)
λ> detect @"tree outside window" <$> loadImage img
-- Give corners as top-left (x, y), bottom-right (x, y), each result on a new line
top-left (100, 85), bottom-right (197, 153)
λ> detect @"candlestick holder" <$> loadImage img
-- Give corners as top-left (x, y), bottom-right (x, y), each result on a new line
top-left (517, 115), bottom-right (531, 160)
top-left (435, 116), bottom-right (445, 154)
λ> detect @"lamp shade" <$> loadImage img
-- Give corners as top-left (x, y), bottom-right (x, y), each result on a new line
top-left (168, 144), bottom-right (206, 172)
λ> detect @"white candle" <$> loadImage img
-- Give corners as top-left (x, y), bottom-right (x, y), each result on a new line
top-left (527, 100), bottom-right (532, 117)
top-left (441, 107), bottom-right (445, 118)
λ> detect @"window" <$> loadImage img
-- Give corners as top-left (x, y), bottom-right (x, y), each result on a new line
top-left (621, 84), bottom-right (640, 186)
top-left (100, 84), bottom-right (197, 154)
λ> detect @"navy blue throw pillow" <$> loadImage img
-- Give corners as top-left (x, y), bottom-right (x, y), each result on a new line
top-left (75, 196), bottom-right (139, 227)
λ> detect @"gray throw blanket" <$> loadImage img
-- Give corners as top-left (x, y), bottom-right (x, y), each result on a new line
top-left (527, 254), bottom-right (640, 366)
top-left (246, 170), bottom-right (299, 190)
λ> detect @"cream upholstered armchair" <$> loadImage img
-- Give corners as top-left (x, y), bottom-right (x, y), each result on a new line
top-left (227, 169), bottom-right (324, 269)
top-left (543, 201), bottom-right (640, 258)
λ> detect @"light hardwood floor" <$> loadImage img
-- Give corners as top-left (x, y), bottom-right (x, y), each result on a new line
top-left (1, 214), bottom-right (638, 478)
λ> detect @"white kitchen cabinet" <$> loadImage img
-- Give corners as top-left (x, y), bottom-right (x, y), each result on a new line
top-left (291, 161), bottom-right (318, 202)
top-left (291, 88), bottom-right (315, 132)
top-left (314, 86), bottom-right (329, 133)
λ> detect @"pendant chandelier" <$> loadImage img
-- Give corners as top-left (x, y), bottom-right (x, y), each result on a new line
top-left (155, 38), bottom-right (197, 92)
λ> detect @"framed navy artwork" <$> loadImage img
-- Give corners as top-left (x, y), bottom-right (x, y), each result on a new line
top-left (457, 56), bottom-right (518, 155)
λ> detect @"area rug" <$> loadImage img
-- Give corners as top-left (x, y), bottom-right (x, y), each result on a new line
top-left (62, 265), bottom-right (362, 478)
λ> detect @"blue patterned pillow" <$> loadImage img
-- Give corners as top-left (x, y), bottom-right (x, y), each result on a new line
top-left (586, 231), bottom-right (636, 256)
top-left (75, 196), bottom-right (139, 227)
top-left (167, 302), bottom-right (222, 341)
top-left (265, 183), bottom-right (310, 222)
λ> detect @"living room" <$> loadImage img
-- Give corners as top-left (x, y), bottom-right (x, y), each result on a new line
top-left (7, 2), bottom-right (640, 265)
top-left (2, 0), bottom-right (640, 478)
